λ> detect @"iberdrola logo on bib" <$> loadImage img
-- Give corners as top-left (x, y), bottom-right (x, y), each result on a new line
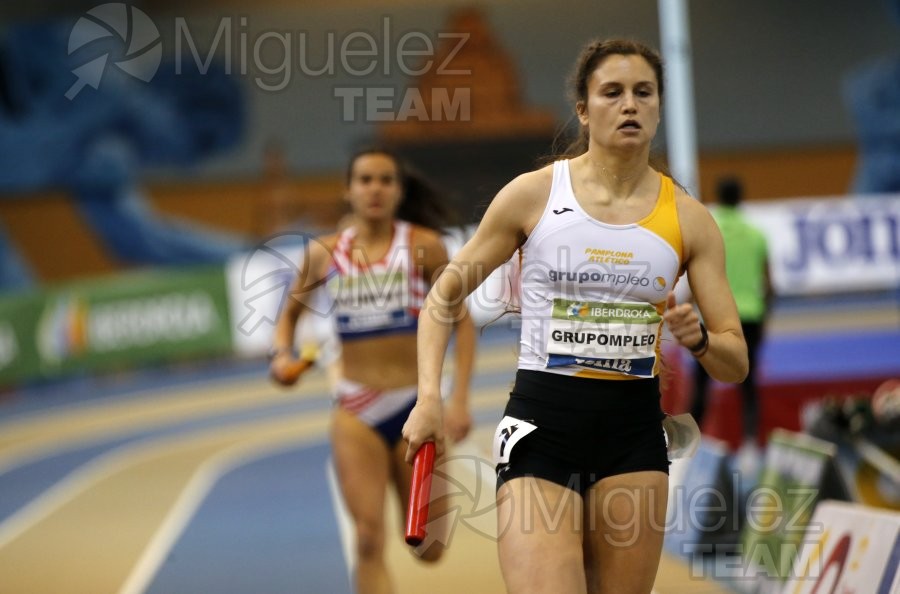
top-left (566, 302), bottom-right (590, 318)
top-left (554, 299), bottom-right (660, 324)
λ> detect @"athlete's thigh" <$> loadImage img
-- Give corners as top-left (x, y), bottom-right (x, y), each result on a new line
top-left (389, 439), bottom-right (418, 535)
top-left (582, 471), bottom-right (668, 594)
top-left (331, 408), bottom-right (391, 525)
top-left (497, 477), bottom-right (587, 594)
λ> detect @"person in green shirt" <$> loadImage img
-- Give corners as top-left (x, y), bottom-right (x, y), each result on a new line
top-left (691, 176), bottom-right (772, 446)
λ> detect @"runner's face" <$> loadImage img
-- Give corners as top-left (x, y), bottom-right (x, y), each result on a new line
top-left (346, 154), bottom-right (403, 222)
top-left (577, 54), bottom-right (660, 150)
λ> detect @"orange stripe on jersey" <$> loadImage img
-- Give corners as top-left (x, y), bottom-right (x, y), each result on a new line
top-left (639, 174), bottom-right (683, 265)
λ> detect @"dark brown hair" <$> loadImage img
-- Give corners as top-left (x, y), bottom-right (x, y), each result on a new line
top-left (346, 147), bottom-right (458, 232)
top-left (551, 38), bottom-right (665, 160)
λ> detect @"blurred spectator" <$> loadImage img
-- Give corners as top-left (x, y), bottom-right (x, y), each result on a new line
top-left (691, 177), bottom-right (772, 452)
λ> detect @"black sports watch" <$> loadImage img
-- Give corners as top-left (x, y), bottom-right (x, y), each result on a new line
top-left (688, 323), bottom-right (709, 356)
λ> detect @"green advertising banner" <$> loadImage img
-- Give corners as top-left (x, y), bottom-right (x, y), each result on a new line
top-left (740, 429), bottom-right (849, 592)
top-left (0, 266), bottom-right (233, 386)
top-left (0, 291), bottom-right (44, 385)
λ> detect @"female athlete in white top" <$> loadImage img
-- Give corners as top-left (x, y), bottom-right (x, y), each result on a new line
top-left (404, 39), bottom-right (748, 594)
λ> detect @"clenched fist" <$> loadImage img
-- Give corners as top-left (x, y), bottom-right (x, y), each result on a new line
top-left (662, 292), bottom-right (706, 353)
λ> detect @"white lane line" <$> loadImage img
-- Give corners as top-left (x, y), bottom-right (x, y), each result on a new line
top-left (0, 344), bottom-right (516, 477)
top-left (326, 457), bottom-right (357, 584)
top-left (0, 376), bottom-right (513, 591)
top-left (0, 375), bottom-right (334, 477)
top-left (0, 412), bottom-right (329, 551)
top-left (119, 438), bottom-right (318, 594)
top-left (0, 441), bottom-right (154, 549)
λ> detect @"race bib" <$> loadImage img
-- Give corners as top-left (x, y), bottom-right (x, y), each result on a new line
top-left (545, 298), bottom-right (661, 378)
top-left (330, 271), bottom-right (414, 335)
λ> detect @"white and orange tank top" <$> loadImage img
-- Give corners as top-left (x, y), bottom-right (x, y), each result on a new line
top-left (517, 160), bottom-right (684, 379)
top-left (327, 221), bottom-right (428, 341)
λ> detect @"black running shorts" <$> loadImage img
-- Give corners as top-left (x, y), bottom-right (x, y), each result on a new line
top-left (495, 369), bottom-right (670, 495)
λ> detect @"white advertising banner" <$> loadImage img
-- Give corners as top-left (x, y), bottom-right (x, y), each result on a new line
top-left (742, 195), bottom-right (900, 296)
top-left (225, 238), bottom-right (309, 357)
top-left (782, 500), bottom-right (900, 594)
